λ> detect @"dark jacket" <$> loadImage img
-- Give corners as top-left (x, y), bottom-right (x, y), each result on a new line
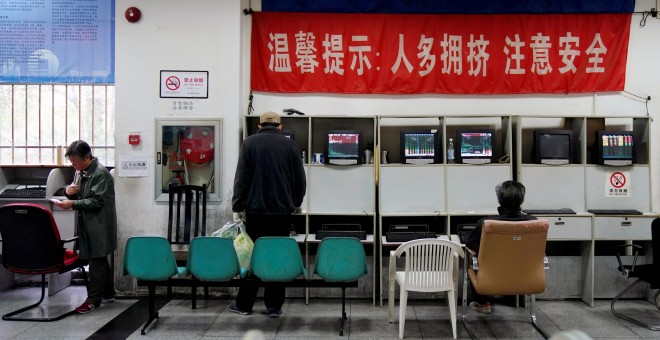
top-left (465, 206), bottom-right (537, 252)
top-left (67, 158), bottom-right (117, 259)
top-left (232, 126), bottom-right (306, 214)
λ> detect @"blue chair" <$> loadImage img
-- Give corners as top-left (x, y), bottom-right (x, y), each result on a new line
top-left (314, 237), bottom-right (368, 336)
top-left (250, 236), bottom-right (306, 281)
top-left (187, 237), bottom-right (241, 308)
top-left (123, 236), bottom-right (184, 334)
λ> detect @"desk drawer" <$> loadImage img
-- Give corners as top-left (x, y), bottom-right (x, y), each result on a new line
top-left (546, 216), bottom-right (591, 240)
top-left (593, 216), bottom-right (654, 240)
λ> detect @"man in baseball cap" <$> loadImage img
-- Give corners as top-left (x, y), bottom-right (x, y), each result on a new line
top-left (259, 111), bottom-right (281, 125)
top-left (230, 111), bottom-right (306, 317)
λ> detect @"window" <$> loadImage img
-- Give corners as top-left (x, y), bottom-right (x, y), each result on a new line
top-left (0, 84), bottom-right (115, 166)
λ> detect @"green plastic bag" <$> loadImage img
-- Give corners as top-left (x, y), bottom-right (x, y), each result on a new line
top-left (234, 223), bottom-right (254, 273)
top-left (212, 221), bottom-right (253, 274)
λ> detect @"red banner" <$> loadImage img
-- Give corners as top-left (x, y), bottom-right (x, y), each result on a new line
top-left (251, 12), bottom-right (631, 95)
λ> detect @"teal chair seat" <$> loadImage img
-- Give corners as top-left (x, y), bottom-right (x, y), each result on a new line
top-left (123, 236), bottom-right (182, 280)
top-left (314, 237), bottom-right (368, 282)
top-left (250, 237), bottom-right (306, 281)
top-left (313, 237), bottom-right (368, 336)
top-left (187, 237), bottom-right (241, 281)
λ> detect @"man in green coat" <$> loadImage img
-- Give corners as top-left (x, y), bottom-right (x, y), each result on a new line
top-left (52, 140), bottom-right (117, 314)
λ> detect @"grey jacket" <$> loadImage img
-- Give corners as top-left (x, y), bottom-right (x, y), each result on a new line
top-left (67, 158), bottom-right (117, 259)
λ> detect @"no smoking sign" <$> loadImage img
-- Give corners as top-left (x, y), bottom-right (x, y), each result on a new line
top-left (160, 70), bottom-right (209, 98)
top-left (606, 171), bottom-right (630, 197)
top-left (165, 76), bottom-right (180, 91)
top-left (610, 172), bottom-right (625, 188)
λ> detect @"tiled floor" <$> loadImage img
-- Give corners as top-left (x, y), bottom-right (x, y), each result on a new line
top-left (0, 284), bottom-right (659, 339)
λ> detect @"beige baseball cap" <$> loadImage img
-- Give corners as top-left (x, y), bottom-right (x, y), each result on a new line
top-left (259, 111), bottom-right (281, 125)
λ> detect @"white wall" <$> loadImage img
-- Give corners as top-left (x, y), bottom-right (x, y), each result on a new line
top-left (114, 0), bottom-right (660, 291)
top-left (114, 0), bottom-right (242, 290)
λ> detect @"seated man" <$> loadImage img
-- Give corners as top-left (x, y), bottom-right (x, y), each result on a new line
top-left (465, 180), bottom-right (536, 314)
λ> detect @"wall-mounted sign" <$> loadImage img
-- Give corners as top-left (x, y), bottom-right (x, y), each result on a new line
top-left (251, 12), bottom-right (630, 95)
top-left (118, 155), bottom-right (150, 177)
top-left (160, 70), bottom-right (208, 98)
top-left (0, 0), bottom-right (115, 84)
top-left (605, 170), bottom-right (630, 197)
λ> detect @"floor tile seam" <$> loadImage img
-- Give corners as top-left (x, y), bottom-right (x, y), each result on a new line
top-left (537, 304), bottom-right (563, 336)
top-left (346, 302), bottom-right (352, 337)
top-left (272, 300), bottom-right (289, 336)
top-left (1, 321), bottom-right (40, 339)
top-left (200, 309), bottom-right (223, 338)
top-left (412, 303), bottom-right (424, 338)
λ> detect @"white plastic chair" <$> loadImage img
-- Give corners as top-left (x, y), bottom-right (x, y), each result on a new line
top-left (388, 239), bottom-right (464, 339)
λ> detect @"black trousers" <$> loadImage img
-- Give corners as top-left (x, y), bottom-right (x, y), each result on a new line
top-left (470, 285), bottom-right (491, 305)
top-left (87, 255), bottom-right (114, 305)
top-left (235, 213), bottom-right (293, 312)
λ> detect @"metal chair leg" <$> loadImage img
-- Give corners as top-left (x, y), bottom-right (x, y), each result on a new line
top-left (611, 279), bottom-right (660, 331)
top-left (2, 274), bottom-right (76, 322)
top-left (529, 295), bottom-right (549, 339)
top-left (461, 266), bottom-right (479, 339)
top-left (191, 284), bottom-right (197, 309)
top-left (339, 286), bottom-right (347, 336)
top-left (142, 285), bottom-right (160, 335)
top-left (462, 268), bottom-right (549, 339)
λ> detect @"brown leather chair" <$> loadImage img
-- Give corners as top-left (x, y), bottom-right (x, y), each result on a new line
top-left (461, 219), bottom-right (550, 339)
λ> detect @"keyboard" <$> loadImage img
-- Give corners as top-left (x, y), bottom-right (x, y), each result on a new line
top-left (315, 230), bottom-right (367, 240)
top-left (523, 208), bottom-right (576, 215)
top-left (588, 209), bottom-right (643, 216)
top-left (385, 231), bottom-right (437, 243)
top-left (0, 188), bottom-right (46, 198)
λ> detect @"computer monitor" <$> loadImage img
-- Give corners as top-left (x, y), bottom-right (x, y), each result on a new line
top-left (455, 129), bottom-right (494, 164)
top-left (400, 129), bottom-right (439, 164)
top-left (281, 129), bottom-right (294, 140)
top-left (325, 130), bottom-right (362, 165)
top-left (534, 129), bottom-right (573, 165)
top-left (595, 130), bottom-right (635, 166)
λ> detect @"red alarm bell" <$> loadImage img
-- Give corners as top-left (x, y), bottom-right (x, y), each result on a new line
top-left (125, 7), bottom-right (141, 23)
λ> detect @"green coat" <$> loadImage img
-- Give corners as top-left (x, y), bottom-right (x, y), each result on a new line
top-left (68, 158), bottom-right (117, 259)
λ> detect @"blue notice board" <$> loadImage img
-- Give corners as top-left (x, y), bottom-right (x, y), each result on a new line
top-left (0, 0), bottom-right (115, 84)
